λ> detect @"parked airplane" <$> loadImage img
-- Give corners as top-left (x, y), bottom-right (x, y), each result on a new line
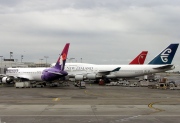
top-left (1, 43), bottom-right (70, 83)
top-left (62, 43), bottom-right (178, 81)
top-left (50, 50), bottom-right (148, 80)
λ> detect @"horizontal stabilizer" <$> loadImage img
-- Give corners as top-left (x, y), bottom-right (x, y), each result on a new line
top-left (153, 65), bottom-right (174, 70)
top-left (47, 71), bottom-right (63, 75)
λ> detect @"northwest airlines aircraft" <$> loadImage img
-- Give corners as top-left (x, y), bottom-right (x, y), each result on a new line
top-left (1, 43), bottom-right (70, 83)
top-left (62, 43), bottom-right (178, 81)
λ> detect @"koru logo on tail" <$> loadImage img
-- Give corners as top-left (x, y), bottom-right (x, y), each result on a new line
top-left (160, 48), bottom-right (172, 62)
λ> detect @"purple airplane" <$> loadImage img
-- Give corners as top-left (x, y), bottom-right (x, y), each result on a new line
top-left (1, 43), bottom-right (70, 83)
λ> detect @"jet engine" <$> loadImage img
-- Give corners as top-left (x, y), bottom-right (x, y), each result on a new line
top-left (1, 77), bottom-right (13, 83)
top-left (75, 75), bottom-right (84, 80)
top-left (86, 74), bottom-right (102, 79)
top-left (105, 75), bottom-right (116, 79)
top-left (86, 74), bottom-right (98, 79)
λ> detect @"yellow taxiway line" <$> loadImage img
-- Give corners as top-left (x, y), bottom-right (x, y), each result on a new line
top-left (53, 98), bottom-right (60, 101)
top-left (148, 102), bottom-right (165, 112)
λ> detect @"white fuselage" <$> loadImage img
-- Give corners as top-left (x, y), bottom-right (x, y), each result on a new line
top-left (64, 63), bottom-right (174, 78)
top-left (6, 68), bottom-right (46, 81)
top-left (6, 63), bottom-right (174, 81)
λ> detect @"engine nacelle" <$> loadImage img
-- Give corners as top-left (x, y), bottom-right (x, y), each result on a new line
top-left (2, 77), bottom-right (13, 83)
top-left (105, 75), bottom-right (116, 79)
top-left (86, 74), bottom-right (102, 79)
top-left (75, 75), bottom-right (84, 81)
top-left (87, 74), bottom-right (96, 79)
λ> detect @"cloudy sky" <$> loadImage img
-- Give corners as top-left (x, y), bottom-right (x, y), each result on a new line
top-left (0, 0), bottom-right (180, 70)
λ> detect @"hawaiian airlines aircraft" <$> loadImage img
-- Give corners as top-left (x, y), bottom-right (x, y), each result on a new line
top-left (1, 43), bottom-right (70, 83)
top-left (63, 43), bottom-right (178, 81)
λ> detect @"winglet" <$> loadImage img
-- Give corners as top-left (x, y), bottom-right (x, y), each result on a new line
top-left (148, 43), bottom-right (179, 64)
top-left (129, 51), bottom-right (148, 64)
top-left (55, 43), bottom-right (70, 70)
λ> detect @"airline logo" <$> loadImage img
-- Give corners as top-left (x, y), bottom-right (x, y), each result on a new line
top-left (56, 53), bottom-right (67, 66)
top-left (138, 54), bottom-right (146, 64)
top-left (62, 53), bottom-right (67, 60)
top-left (60, 53), bottom-right (67, 65)
top-left (129, 51), bottom-right (148, 65)
top-left (160, 48), bottom-right (172, 63)
top-left (148, 43), bottom-right (178, 65)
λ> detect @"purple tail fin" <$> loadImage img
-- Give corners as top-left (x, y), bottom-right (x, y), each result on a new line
top-left (55, 43), bottom-right (70, 70)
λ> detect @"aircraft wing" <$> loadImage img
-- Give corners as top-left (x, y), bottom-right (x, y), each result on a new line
top-left (67, 67), bottom-right (121, 78)
top-left (0, 74), bottom-right (15, 78)
top-left (10, 75), bottom-right (31, 81)
top-left (0, 74), bottom-right (6, 77)
top-left (153, 64), bottom-right (174, 70)
top-left (98, 67), bottom-right (121, 74)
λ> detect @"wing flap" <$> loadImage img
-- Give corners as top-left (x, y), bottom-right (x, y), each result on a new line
top-left (98, 67), bottom-right (121, 74)
top-left (14, 75), bottom-right (31, 81)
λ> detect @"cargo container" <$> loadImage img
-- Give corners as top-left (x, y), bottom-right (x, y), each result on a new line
top-left (15, 82), bottom-right (25, 88)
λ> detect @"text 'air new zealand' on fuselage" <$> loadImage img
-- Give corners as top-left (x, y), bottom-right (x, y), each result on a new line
top-left (1, 43), bottom-right (70, 83)
top-left (63, 43), bottom-right (178, 80)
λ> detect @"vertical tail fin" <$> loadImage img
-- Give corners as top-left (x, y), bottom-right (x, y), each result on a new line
top-left (55, 43), bottom-right (70, 70)
top-left (148, 43), bottom-right (179, 64)
top-left (129, 51), bottom-right (148, 64)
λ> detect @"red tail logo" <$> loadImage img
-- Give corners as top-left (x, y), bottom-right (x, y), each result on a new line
top-left (129, 51), bottom-right (148, 64)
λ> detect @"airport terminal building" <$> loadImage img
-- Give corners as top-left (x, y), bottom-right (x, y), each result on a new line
top-left (0, 59), bottom-right (50, 74)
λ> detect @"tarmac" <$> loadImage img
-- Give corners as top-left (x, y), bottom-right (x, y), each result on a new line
top-left (0, 75), bottom-right (180, 123)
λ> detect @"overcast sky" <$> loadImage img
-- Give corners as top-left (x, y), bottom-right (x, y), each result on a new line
top-left (0, 0), bottom-right (180, 70)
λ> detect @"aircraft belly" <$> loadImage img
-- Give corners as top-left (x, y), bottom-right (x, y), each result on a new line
top-left (114, 72), bottom-right (143, 78)
top-left (32, 75), bottom-right (42, 81)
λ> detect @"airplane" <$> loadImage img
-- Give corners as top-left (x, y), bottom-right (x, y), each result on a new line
top-left (1, 43), bottom-right (70, 83)
top-left (50, 50), bottom-right (148, 81)
top-left (62, 43), bottom-right (178, 81)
